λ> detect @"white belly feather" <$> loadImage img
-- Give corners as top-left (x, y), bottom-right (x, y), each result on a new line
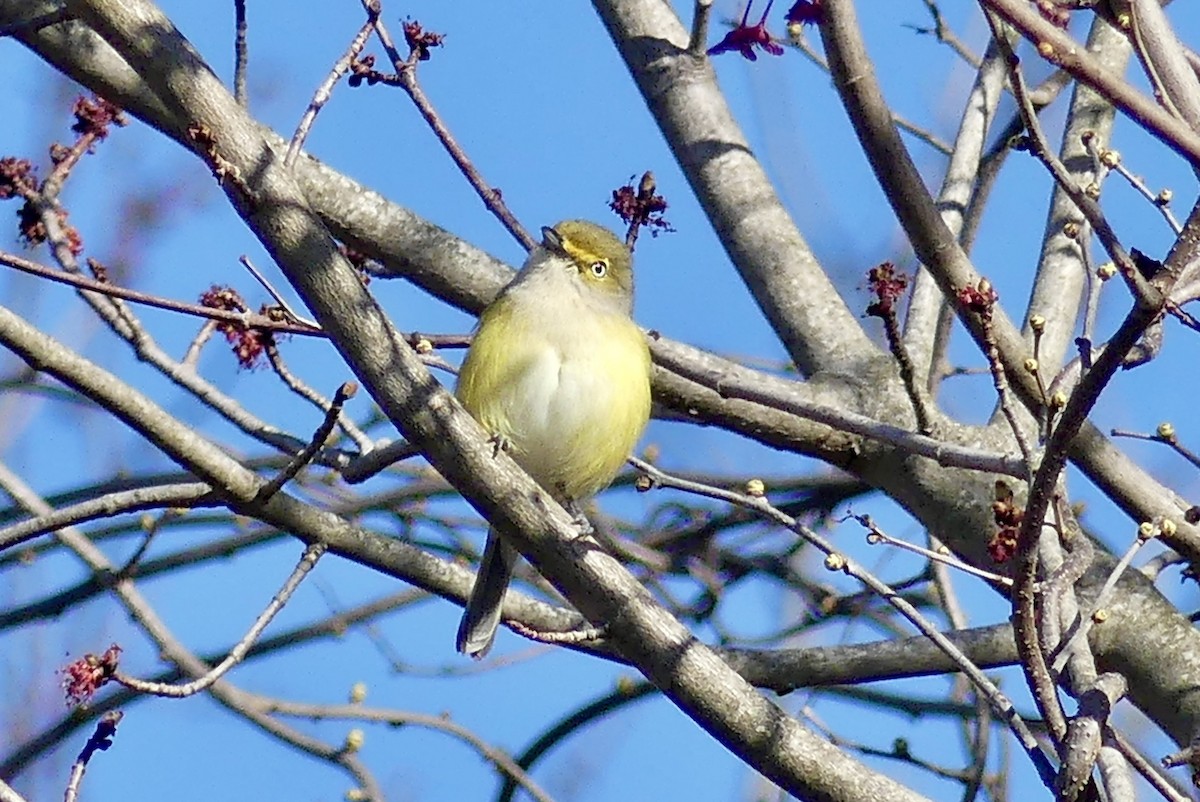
top-left (457, 272), bottom-right (651, 501)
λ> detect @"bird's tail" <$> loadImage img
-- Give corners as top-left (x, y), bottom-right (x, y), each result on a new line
top-left (456, 529), bottom-right (518, 658)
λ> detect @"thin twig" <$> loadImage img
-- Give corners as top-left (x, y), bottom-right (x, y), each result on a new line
top-left (286, 12), bottom-right (376, 168)
top-left (871, 269), bottom-right (933, 434)
top-left (182, 319), bottom-right (220, 367)
top-left (1105, 726), bottom-right (1191, 802)
top-left (978, 305), bottom-right (1036, 476)
top-left (689, 0), bottom-right (714, 55)
top-left (1081, 263), bottom-right (1105, 357)
top-left (0, 483), bottom-right (214, 555)
top-left (113, 544), bottom-right (326, 697)
top-left (908, 0), bottom-right (982, 68)
top-left (926, 528), bottom-right (993, 802)
top-left (238, 255), bottom-right (317, 326)
top-left (340, 439), bottom-right (424, 483)
top-left (257, 697), bottom-right (558, 802)
top-left (1050, 526), bottom-right (1158, 675)
top-left (264, 344), bottom-right (372, 451)
top-left (3, 588), bottom-right (430, 777)
top-left (257, 383), bottom-right (358, 500)
top-left (1027, 317), bottom-right (1052, 441)
top-left (361, 5), bottom-right (536, 251)
top-left (1084, 137), bottom-right (1182, 235)
top-left (1009, 303), bottom-right (1165, 761)
top-left (233, 0), bottom-right (248, 107)
top-left (850, 514), bottom-right (1013, 588)
top-left (63, 712), bottom-right (123, 802)
top-left (7, 201), bottom-right (340, 458)
top-left (42, 125), bottom-right (113, 201)
top-left (1111, 425), bottom-right (1200, 471)
top-left (0, 250), bottom-right (323, 337)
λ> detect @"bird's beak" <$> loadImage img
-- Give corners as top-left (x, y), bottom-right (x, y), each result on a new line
top-left (540, 226), bottom-right (564, 254)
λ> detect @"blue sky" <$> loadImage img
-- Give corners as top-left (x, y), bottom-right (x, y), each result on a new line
top-left (3, 1), bottom-right (1200, 800)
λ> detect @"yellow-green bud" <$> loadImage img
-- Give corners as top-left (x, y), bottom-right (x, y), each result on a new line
top-left (1092, 608), bottom-right (1109, 624)
top-left (824, 553), bottom-right (846, 571)
top-left (1050, 391), bottom-right (1068, 409)
top-left (745, 478), bottom-right (765, 498)
top-left (1100, 148), bottom-right (1120, 167)
top-left (1030, 314), bottom-right (1046, 334)
top-left (1157, 421), bottom-right (1176, 439)
top-left (1161, 518), bottom-right (1177, 537)
top-left (1023, 358), bottom-right (1039, 374)
top-left (1138, 521), bottom-right (1156, 539)
top-left (1156, 188), bottom-right (1173, 206)
top-left (349, 681), bottom-right (367, 704)
top-left (344, 729), bottom-right (365, 753)
top-left (1097, 263), bottom-right (1116, 280)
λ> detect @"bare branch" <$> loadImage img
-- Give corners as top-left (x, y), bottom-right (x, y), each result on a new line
top-left (232, 0), bottom-right (247, 107)
top-left (113, 544), bottom-right (326, 697)
top-left (0, 482), bottom-right (214, 555)
top-left (63, 712), bottom-right (123, 802)
top-left (285, 10), bottom-right (375, 168)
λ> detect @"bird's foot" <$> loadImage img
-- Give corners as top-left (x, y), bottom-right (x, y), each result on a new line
top-left (488, 434), bottom-right (510, 458)
top-left (564, 500), bottom-right (594, 538)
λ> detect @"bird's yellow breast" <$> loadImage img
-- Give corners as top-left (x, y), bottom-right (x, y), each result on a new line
top-left (456, 293), bottom-right (651, 501)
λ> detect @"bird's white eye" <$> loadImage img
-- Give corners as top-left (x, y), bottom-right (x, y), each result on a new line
top-left (590, 260), bottom-right (608, 278)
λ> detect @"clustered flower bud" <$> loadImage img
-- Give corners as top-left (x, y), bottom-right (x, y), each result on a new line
top-left (61, 644), bottom-right (122, 705)
top-left (987, 481), bottom-right (1024, 563)
top-left (199, 285), bottom-right (278, 370)
top-left (865, 262), bottom-right (909, 318)
top-left (957, 278), bottom-right (998, 317)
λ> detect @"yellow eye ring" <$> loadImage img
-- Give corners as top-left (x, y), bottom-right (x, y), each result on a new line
top-left (590, 260), bottom-right (608, 278)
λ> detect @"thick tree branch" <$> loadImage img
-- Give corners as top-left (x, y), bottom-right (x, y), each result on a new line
top-left (591, 0), bottom-right (879, 377)
top-left (1022, 17), bottom-right (1130, 375)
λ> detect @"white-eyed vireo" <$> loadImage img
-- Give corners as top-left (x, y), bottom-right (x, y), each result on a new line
top-left (454, 220), bottom-right (652, 657)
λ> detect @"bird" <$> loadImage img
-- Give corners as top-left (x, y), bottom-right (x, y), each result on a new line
top-left (453, 219), bottom-right (652, 657)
